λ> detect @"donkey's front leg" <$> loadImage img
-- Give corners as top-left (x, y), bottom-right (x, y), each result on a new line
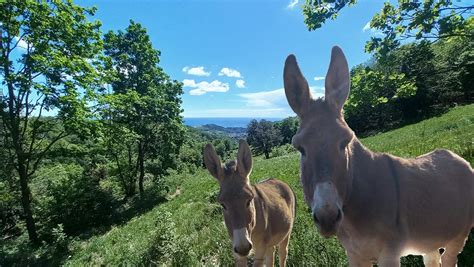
top-left (265, 246), bottom-right (275, 267)
top-left (376, 247), bottom-right (404, 267)
top-left (347, 252), bottom-right (372, 267)
top-left (233, 253), bottom-right (247, 267)
top-left (377, 252), bottom-right (401, 267)
top-left (252, 246), bottom-right (267, 267)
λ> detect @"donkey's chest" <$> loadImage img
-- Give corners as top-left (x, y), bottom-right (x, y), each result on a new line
top-left (337, 224), bottom-right (384, 259)
top-left (337, 216), bottom-right (405, 259)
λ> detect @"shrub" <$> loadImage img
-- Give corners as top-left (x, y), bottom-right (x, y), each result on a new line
top-left (32, 163), bottom-right (115, 239)
top-left (270, 144), bottom-right (297, 158)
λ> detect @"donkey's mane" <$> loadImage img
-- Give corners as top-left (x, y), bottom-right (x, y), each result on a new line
top-left (224, 160), bottom-right (237, 174)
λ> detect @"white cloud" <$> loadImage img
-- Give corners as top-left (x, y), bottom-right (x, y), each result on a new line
top-left (239, 86), bottom-right (324, 109)
top-left (236, 79), bottom-right (246, 88)
top-left (287, 0), bottom-right (298, 9)
top-left (183, 85), bottom-right (325, 118)
top-left (182, 66), bottom-right (211, 76)
top-left (218, 67), bottom-right (242, 78)
top-left (13, 36), bottom-right (29, 50)
top-left (362, 21), bottom-right (371, 32)
top-left (314, 76), bottom-right (325, 81)
top-left (182, 79), bottom-right (196, 87)
top-left (362, 21), bottom-right (384, 36)
top-left (182, 79), bottom-right (230, 95)
top-left (240, 88), bottom-right (287, 108)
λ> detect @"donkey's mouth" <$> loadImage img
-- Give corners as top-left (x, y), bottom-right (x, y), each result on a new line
top-left (314, 217), bottom-right (340, 238)
top-left (313, 207), bottom-right (342, 238)
top-left (234, 245), bottom-right (252, 257)
top-left (316, 224), bottom-right (338, 238)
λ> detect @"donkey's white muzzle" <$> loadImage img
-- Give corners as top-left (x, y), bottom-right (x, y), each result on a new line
top-left (233, 228), bottom-right (252, 256)
top-left (312, 182), bottom-right (343, 237)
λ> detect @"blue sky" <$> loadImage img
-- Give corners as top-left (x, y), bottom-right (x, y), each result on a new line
top-left (77, 0), bottom-right (387, 118)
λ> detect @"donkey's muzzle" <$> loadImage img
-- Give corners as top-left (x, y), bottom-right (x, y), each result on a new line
top-left (313, 208), bottom-right (342, 237)
top-left (233, 243), bottom-right (252, 257)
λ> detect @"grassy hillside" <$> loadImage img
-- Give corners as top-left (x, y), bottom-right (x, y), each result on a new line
top-left (65, 104), bottom-right (474, 266)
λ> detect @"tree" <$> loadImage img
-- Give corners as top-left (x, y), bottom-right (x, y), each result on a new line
top-left (430, 32), bottom-right (474, 103)
top-left (303, 0), bottom-right (474, 58)
top-left (246, 119), bottom-right (281, 159)
top-left (102, 21), bottom-right (184, 196)
top-left (0, 0), bottom-right (103, 243)
top-left (303, 0), bottom-right (356, 31)
top-left (275, 117), bottom-right (299, 145)
top-left (344, 64), bottom-right (417, 134)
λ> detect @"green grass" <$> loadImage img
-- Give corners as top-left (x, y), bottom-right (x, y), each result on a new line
top-left (363, 104), bottom-right (474, 165)
top-left (65, 104), bottom-right (474, 266)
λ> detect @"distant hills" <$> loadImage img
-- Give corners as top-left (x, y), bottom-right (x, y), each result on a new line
top-left (195, 123), bottom-right (247, 139)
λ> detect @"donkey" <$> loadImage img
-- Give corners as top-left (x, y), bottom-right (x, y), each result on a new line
top-left (204, 140), bottom-right (296, 267)
top-left (283, 46), bottom-right (474, 266)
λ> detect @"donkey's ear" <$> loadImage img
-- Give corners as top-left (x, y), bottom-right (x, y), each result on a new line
top-left (284, 54), bottom-right (313, 116)
top-left (203, 144), bottom-right (223, 182)
top-left (325, 46), bottom-right (350, 113)
top-left (237, 140), bottom-right (252, 179)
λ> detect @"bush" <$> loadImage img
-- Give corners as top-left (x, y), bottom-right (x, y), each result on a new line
top-left (32, 163), bottom-right (115, 239)
top-left (270, 144), bottom-right (297, 158)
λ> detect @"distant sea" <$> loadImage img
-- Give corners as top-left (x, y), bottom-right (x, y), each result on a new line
top-left (184, 118), bottom-right (281, 128)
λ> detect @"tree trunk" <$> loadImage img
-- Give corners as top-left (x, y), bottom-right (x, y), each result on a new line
top-left (138, 143), bottom-right (145, 194)
top-left (18, 161), bottom-right (39, 244)
top-left (4, 54), bottom-right (39, 244)
top-left (126, 145), bottom-right (136, 198)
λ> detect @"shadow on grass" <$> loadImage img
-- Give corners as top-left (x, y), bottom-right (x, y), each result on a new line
top-left (1, 186), bottom-right (168, 266)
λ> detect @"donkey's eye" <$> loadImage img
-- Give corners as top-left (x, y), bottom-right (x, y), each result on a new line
top-left (297, 146), bottom-right (306, 156)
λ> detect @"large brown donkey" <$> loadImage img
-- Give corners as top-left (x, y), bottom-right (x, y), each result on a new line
top-left (204, 140), bottom-right (295, 267)
top-left (283, 46), bottom-right (474, 266)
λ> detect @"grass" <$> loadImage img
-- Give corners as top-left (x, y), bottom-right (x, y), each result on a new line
top-left (64, 104), bottom-right (473, 266)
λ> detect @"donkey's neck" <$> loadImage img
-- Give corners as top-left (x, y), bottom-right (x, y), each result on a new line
top-left (250, 184), bottom-right (267, 242)
top-left (343, 138), bottom-right (400, 229)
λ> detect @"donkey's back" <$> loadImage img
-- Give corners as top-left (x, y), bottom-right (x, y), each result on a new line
top-left (396, 148), bottom-right (474, 253)
top-left (253, 178), bottom-right (296, 246)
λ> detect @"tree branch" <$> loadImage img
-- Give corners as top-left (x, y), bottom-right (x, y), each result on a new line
top-left (8, 32), bottom-right (28, 53)
top-left (27, 131), bottom-right (69, 177)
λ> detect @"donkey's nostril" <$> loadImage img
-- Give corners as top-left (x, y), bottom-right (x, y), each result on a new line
top-left (234, 244), bottom-right (252, 256)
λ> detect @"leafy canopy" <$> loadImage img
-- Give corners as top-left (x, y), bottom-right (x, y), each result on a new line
top-left (303, 0), bottom-right (474, 58)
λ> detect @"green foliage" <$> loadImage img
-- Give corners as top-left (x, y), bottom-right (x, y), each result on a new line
top-left (345, 37), bottom-right (472, 135)
top-left (247, 119), bottom-right (281, 159)
top-left (1, 0), bottom-right (104, 243)
top-left (270, 143), bottom-right (297, 158)
top-left (303, 0), bottom-right (474, 59)
top-left (366, 1), bottom-right (473, 57)
top-left (274, 116), bottom-right (299, 145)
top-left (345, 64), bottom-right (416, 134)
top-left (31, 163), bottom-right (114, 238)
top-left (303, 0), bottom-right (357, 31)
top-left (174, 126), bottom-right (238, 174)
top-left (101, 20), bottom-right (185, 196)
top-left (431, 33), bottom-right (474, 103)
top-left (302, 1), bottom-right (473, 136)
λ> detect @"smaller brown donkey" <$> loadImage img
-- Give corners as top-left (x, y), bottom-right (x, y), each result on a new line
top-left (204, 140), bottom-right (295, 267)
